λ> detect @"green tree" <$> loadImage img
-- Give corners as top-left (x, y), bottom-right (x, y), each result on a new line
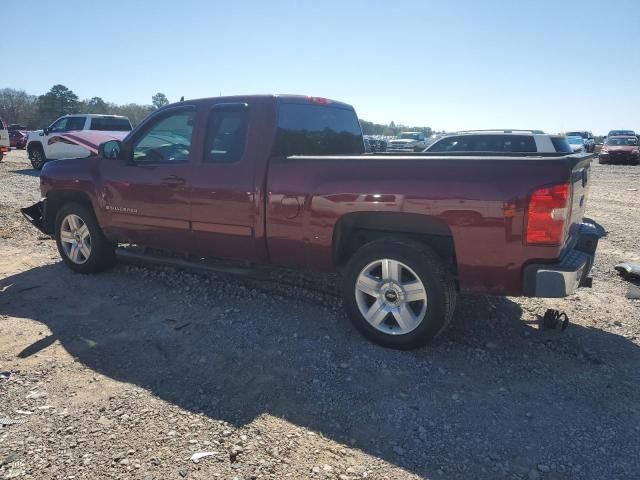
top-left (151, 92), bottom-right (169, 109)
top-left (37, 84), bottom-right (80, 126)
top-left (84, 96), bottom-right (108, 114)
top-left (110, 103), bottom-right (155, 126)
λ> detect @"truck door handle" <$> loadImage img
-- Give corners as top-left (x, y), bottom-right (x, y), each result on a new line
top-left (162, 175), bottom-right (186, 187)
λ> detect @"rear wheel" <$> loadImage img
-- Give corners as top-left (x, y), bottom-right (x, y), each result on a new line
top-left (29, 145), bottom-right (46, 170)
top-left (341, 238), bottom-right (456, 349)
top-left (55, 203), bottom-right (116, 273)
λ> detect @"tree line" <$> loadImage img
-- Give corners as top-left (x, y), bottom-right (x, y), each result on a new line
top-left (0, 84), bottom-right (434, 136)
top-left (0, 85), bottom-right (170, 129)
top-left (360, 119), bottom-right (434, 137)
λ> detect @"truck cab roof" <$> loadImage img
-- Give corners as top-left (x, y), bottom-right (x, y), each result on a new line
top-left (161, 94), bottom-right (355, 110)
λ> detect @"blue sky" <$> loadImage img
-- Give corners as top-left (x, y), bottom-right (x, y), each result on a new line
top-left (3, 0), bottom-right (639, 134)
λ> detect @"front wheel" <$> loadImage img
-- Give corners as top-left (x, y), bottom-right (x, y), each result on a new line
top-left (341, 239), bottom-right (456, 349)
top-left (29, 145), bottom-right (46, 170)
top-left (55, 203), bottom-right (116, 273)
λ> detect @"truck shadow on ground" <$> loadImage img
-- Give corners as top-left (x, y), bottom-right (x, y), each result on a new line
top-left (8, 168), bottom-right (40, 178)
top-left (1, 262), bottom-right (639, 479)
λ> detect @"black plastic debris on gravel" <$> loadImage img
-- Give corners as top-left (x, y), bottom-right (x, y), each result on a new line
top-left (615, 263), bottom-right (640, 281)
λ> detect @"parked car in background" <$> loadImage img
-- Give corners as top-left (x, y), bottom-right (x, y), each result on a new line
top-left (599, 136), bottom-right (639, 165)
top-left (566, 135), bottom-right (586, 153)
top-left (387, 131), bottom-right (428, 152)
top-left (566, 131), bottom-right (595, 152)
top-left (424, 130), bottom-right (573, 153)
top-left (0, 118), bottom-right (9, 161)
top-left (364, 136), bottom-right (388, 153)
top-left (9, 129), bottom-right (28, 149)
top-left (21, 94), bottom-right (600, 349)
top-left (27, 114), bottom-right (133, 170)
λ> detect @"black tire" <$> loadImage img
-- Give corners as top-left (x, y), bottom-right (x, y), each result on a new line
top-left (54, 202), bottom-right (116, 274)
top-left (29, 144), bottom-right (46, 170)
top-left (341, 238), bottom-right (456, 350)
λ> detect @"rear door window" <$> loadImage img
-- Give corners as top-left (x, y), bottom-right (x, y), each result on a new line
top-left (502, 135), bottom-right (536, 152)
top-left (429, 134), bottom-right (537, 152)
top-left (275, 103), bottom-right (364, 156)
top-left (67, 117), bottom-right (86, 131)
top-left (205, 104), bottom-right (249, 163)
top-left (90, 117), bottom-right (132, 131)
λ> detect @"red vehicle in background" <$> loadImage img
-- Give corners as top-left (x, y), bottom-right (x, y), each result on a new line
top-left (599, 136), bottom-right (640, 165)
top-left (9, 129), bottom-right (28, 149)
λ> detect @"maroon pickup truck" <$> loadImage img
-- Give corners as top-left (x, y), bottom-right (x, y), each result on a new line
top-left (22, 95), bottom-right (600, 349)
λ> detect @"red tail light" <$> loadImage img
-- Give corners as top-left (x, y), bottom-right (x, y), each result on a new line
top-left (526, 183), bottom-right (570, 245)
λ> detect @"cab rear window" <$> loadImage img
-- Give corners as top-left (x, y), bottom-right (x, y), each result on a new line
top-left (275, 103), bottom-right (364, 156)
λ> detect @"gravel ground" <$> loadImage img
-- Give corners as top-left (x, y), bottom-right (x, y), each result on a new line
top-left (1, 149), bottom-right (639, 480)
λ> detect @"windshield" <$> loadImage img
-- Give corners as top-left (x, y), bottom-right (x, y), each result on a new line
top-left (567, 136), bottom-right (583, 145)
top-left (398, 133), bottom-right (420, 140)
top-left (605, 137), bottom-right (638, 146)
top-left (566, 131), bottom-right (587, 139)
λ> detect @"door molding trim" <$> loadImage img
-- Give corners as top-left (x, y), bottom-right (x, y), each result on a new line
top-left (191, 222), bottom-right (252, 236)
top-left (111, 213), bottom-right (190, 230)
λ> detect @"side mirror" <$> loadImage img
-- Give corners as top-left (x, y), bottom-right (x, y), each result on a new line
top-left (99, 140), bottom-right (125, 160)
top-left (42, 128), bottom-right (49, 135)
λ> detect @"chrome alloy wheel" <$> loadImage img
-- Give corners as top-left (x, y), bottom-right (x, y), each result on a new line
top-left (30, 149), bottom-right (44, 168)
top-left (354, 259), bottom-right (428, 335)
top-left (60, 214), bottom-right (91, 264)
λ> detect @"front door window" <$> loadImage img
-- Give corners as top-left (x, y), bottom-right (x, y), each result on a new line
top-left (132, 111), bottom-right (195, 163)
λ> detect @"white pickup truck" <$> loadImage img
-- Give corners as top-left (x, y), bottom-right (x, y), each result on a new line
top-left (27, 114), bottom-right (132, 169)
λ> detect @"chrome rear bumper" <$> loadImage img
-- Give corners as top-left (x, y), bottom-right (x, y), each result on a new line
top-left (522, 222), bottom-right (601, 298)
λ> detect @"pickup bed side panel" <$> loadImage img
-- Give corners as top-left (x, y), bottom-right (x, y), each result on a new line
top-left (266, 157), bottom-right (572, 296)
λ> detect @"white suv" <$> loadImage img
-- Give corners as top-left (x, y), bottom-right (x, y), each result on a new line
top-left (0, 117), bottom-right (9, 162)
top-left (27, 114), bottom-right (132, 169)
top-left (424, 130), bottom-right (574, 154)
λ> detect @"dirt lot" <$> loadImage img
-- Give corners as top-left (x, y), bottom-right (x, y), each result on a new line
top-left (1, 149), bottom-right (639, 480)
